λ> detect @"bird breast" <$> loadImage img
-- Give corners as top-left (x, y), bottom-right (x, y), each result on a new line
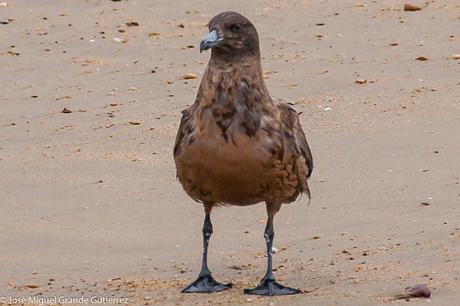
top-left (174, 63), bottom-right (303, 205)
top-left (175, 104), bottom-right (277, 205)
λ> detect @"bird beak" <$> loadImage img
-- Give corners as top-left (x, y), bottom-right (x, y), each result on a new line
top-left (200, 30), bottom-right (224, 53)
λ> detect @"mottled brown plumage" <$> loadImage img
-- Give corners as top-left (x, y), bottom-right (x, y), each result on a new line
top-left (174, 13), bottom-right (312, 206)
top-left (174, 11), bottom-right (313, 296)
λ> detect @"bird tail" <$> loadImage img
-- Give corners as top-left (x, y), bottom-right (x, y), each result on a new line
top-left (293, 181), bottom-right (311, 205)
top-left (304, 183), bottom-right (311, 206)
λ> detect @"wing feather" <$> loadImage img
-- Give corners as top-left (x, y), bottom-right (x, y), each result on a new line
top-left (277, 103), bottom-right (313, 199)
top-left (173, 107), bottom-right (192, 157)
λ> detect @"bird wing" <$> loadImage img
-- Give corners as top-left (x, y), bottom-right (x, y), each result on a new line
top-left (277, 103), bottom-right (313, 198)
top-left (292, 111), bottom-right (314, 179)
top-left (173, 107), bottom-right (193, 157)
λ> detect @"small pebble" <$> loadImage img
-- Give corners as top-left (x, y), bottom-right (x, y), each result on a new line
top-left (404, 3), bottom-right (422, 11)
top-left (396, 284), bottom-right (431, 299)
top-left (25, 284), bottom-right (39, 289)
top-left (182, 73), bottom-right (197, 80)
top-left (126, 21), bottom-right (139, 27)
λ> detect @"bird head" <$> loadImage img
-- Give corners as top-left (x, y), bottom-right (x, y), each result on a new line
top-left (200, 12), bottom-right (260, 59)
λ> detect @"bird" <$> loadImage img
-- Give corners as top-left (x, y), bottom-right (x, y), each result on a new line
top-left (173, 11), bottom-right (313, 296)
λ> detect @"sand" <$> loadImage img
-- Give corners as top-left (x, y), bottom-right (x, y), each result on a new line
top-left (1, 0), bottom-right (459, 305)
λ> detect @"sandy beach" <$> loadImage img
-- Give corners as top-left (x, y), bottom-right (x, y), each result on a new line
top-left (1, 0), bottom-right (459, 305)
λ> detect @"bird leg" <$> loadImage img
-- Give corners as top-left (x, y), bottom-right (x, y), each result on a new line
top-left (244, 203), bottom-right (302, 296)
top-left (182, 208), bottom-right (232, 293)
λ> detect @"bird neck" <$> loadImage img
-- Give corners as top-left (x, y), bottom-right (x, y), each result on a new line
top-left (210, 45), bottom-right (261, 63)
top-left (203, 56), bottom-right (268, 94)
top-left (209, 53), bottom-right (261, 70)
top-left (195, 57), bottom-right (272, 113)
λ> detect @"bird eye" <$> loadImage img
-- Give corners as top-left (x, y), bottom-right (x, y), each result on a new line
top-left (229, 24), bottom-right (241, 32)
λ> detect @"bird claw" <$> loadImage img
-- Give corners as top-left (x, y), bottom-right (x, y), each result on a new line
top-left (244, 278), bottom-right (302, 296)
top-left (182, 274), bottom-right (232, 293)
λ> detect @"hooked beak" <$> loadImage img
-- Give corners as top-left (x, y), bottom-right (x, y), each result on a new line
top-left (200, 30), bottom-right (224, 53)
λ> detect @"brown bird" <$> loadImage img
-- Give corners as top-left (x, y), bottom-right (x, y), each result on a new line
top-left (174, 11), bottom-right (313, 296)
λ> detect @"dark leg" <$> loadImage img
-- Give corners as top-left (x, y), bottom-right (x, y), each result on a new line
top-left (182, 205), bottom-right (232, 293)
top-left (244, 203), bottom-right (302, 296)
